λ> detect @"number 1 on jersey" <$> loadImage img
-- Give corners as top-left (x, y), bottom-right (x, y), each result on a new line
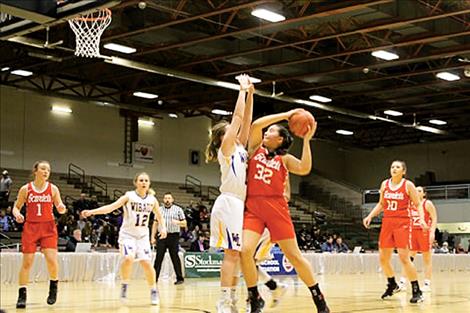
top-left (36, 203), bottom-right (42, 216)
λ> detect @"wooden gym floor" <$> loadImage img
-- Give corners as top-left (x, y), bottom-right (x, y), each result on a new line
top-left (1, 272), bottom-right (469, 312)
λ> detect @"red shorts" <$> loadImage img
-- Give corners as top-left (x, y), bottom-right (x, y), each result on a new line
top-left (379, 218), bottom-right (410, 249)
top-left (22, 221), bottom-right (58, 253)
top-left (410, 228), bottom-right (430, 252)
top-left (243, 197), bottom-right (295, 242)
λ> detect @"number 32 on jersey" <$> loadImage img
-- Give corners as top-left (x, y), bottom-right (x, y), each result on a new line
top-left (254, 164), bottom-right (273, 184)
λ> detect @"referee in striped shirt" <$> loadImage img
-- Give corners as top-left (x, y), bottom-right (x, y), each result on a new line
top-left (152, 192), bottom-right (186, 284)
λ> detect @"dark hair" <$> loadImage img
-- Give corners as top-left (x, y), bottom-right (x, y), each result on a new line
top-left (417, 186), bottom-right (427, 199)
top-left (205, 121), bottom-right (229, 163)
top-left (273, 124), bottom-right (293, 156)
top-left (164, 192), bottom-right (172, 196)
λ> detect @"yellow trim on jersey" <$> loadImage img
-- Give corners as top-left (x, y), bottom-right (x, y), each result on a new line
top-left (215, 221), bottom-right (224, 248)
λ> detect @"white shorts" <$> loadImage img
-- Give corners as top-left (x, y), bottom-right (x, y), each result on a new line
top-left (210, 193), bottom-right (244, 251)
top-left (254, 228), bottom-right (274, 262)
top-left (119, 233), bottom-right (152, 262)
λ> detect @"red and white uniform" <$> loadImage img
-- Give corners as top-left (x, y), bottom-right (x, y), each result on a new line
top-left (22, 182), bottom-right (58, 253)
top-left (244, 147), bottom-right (294, 242)
top-left (379, 178), bottom-right (411, 249)
top-left (410, 200), bottom-right (432, 252)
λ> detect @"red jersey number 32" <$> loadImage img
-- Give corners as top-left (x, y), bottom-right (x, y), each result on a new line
top-left (254, 164), bottom-right (273, 184)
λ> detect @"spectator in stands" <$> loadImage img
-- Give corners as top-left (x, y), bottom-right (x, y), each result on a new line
top-left (190, 233), bottom-right (208, 252)
top-left (180, 228), bottom-right (194, 242)
top-left (65, 229), bottom-right (82, 252)
top-left (199, 206), bottom-right (210, 229)
top-left (5, 206), bottom-right (18, 231)
top-left (296, 224), bottom-right (309, 248)
top-left (455, 243), bottom-right (466, 254)
top-left (321, 236), bottom-right (335, 253)
top-left (76, 214), bottom-right (86, 231)
top-left (334, 236), bottom-right (350, 253)
top-left (439, 241), bottom-right (450, 254)
top-left (73, 193), bottom-right (90, 215)
top-left (432, 240), bottom-right (440, 253)
top-left (191, 225), bottom-right (200, 242)
top-left (184, 201), bottom-right (195, 230)
top-left (0, 208), bottom-right (13, 231)
top-left (89, 195), bottom-right (99, 210)
top-left (0, 170), bottom-right (13, 206)
top-left (300, 234), bottom-right (315, 251)
top-left (82, 220), bottom-right (93, 242)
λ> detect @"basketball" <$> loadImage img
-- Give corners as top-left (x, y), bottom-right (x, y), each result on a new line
top-left (288, 109), bottom-right (315, 138)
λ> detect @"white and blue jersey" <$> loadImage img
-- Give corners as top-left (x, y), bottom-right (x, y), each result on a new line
top-left (210, 144), bottom-right (248, 251)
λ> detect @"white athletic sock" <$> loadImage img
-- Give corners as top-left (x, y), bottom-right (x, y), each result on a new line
top-left (230, 288), bottom-right (237, 300)
top-left (257, 266), bottom-right (271, 284)
top-left (220, 287), bottom-right (231, 300)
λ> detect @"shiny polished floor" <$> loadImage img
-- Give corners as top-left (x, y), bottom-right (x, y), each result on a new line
top-left (1, 272), bottom-right (469, 312)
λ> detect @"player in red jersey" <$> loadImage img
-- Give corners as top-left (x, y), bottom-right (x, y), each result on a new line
top-left (240, 109), bottom-right (329, 313)
top-left (12, 161), bottom-right (67, 309)
top-left (399, 186), bottom-right (438, 292)
top-left (363, 160), bottom-right (427, 303)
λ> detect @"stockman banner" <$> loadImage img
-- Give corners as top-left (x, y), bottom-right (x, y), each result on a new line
top-left (184, 252), bottom-right (224, 278)
top-left (258, 252), bottom-right (297, 276)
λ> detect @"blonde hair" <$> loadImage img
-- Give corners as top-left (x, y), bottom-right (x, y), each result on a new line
top-left (205, 121), bottom-right (229, 163)
top-left (31, 160), bottom-right (51, 179)
top-left (133, 172), bottom-right (155, 195)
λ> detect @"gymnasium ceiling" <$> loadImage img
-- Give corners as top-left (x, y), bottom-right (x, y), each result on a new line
top-left (1, 0), bottom-right (470, 149)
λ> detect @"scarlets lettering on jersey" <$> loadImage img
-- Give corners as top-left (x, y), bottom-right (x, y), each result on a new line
top-left (26, 182), bottom-right (54, 222)
top-left (410, 199), bottom-right (431, 229)
top-left (247, 147), bottom-right (288, 197)
top-left (382, 178), bottom-right (410, 218)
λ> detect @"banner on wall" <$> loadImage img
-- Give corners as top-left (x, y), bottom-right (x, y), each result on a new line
top-left (184, 252), bottom-right (223, 278)
top-left (258, 252), bottom-right (297, 276)
top-left (184, 251), bottom-right (296, 278)
top-left (133, 143), bottom-right (154, 163)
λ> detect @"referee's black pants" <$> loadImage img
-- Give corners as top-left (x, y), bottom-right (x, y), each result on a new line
top-left (154, 233), bottom-right (184, 282)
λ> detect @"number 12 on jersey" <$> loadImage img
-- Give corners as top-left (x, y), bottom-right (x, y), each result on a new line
top-left (135, 213), bottom-right (149, 226)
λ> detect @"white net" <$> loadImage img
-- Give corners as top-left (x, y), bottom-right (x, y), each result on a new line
top-left (68, 8), bottom-right (112, 58)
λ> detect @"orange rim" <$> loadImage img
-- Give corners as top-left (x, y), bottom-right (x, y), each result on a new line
top-left (72, 8), bottom-right (111, 22)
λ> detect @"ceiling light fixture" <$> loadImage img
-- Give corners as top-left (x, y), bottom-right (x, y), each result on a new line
top-left (309, 95), bottom-right (332, 103)
top-left (336, 129), bottom-right (354, 136)
top-left (429, 119), bottom-right (447, 125)
top-left (251, 8), bottom-right (285, 23)
top-left (11, 69), bottom-right (33, 77)
top-left (104, 43), bottom-right (137, 54)
top-left (371, 50), bottom-right (399, 61)
top-left (436, 72), bottom-right (460, 81)
top-left (211, 109), bottom-right (232, 116)
top-left (384, 110), bottom-right (403, 117)
top-left (133, 91), bottom-right (158, 99)
top-left (51, 106), bottom-right (72, 114)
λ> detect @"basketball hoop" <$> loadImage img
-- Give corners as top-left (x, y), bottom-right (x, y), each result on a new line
top-left (68, 8), bottom-right (112, 58)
